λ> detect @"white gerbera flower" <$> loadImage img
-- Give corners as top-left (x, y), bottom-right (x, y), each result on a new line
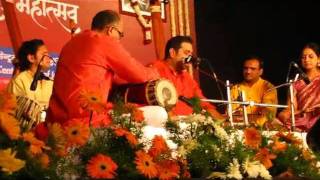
top-left (242, 158), bottom-right (260, 178)
top-left (259, 164), bottom-right (272, 180)
top-left (227, 158), bottom-right (243, 179)
top-left (177, 146), bottom-right (187, 158)
top-left (207, 172), bottom-right (227, 179)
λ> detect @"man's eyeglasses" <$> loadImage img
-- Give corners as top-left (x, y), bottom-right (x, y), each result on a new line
top-left (111, 26), bottom-right (124, 38)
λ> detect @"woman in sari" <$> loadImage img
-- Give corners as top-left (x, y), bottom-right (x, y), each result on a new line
top-left (278, 42), bottom-right (320, 132)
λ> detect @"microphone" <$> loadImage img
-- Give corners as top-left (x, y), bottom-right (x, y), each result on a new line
top-left (30, 55), bottom-right (53, 91)
top-left (291, 62), bottom-right (310, 84)
top-left (285, 61), bottom-right (293, 83)
top-left (183, 55), bottom-right (201, 66)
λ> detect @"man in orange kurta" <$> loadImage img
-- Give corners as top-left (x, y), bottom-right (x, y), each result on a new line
top-left (150, 36), bottom-right (224, 119)
top-left (46, 10), bottom-right (159, 126)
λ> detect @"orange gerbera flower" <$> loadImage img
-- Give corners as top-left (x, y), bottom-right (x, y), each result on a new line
top-left (132, 108), bottom-right (144, 123)
top-left (276, 132), bottom-right (302, 145)
top-left (38, 153), bottom-right (50, 168)
top-left (244, 127), bottom-right (262, 149)
top-left (148, 135), bottom-right (169, 157)
top-left (255, 148), bottom-right (277, 169)
top-left (125, 132), bottom-right (138, 147)
top-left (0, 112), bottom-right (20, 140)
top-left (64, 119), bottom-right (90, 147)
top-left (79, 89), bottom-right (109, 113)
top-left (113, 127), bottom-right (137, 146)
top-left (86, 154), bottom-right (118, 179)
top-left (272, 138), bottom-right (287, 152)
top-left (135, 150), bottom-right (158, 179)
top-left (22, 132), bottom-right (49, 155)
top-left (0, 90), bottom-right (16, 113)
top-left (157, 160), bottom-right (180, 180)
top-left (113, 127), bottom-right (129, 137)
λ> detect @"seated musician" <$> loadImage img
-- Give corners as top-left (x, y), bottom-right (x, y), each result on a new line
top-left (7, 39), bottom-right (53, 122)
top-left (46, 10), bottom-right (159, 126)
top-left (149, 36), bottom-right (224, 120)
top-left (278, 43), bottom-right (320, 132)
top-left (230, 56), bottom-right (278, 124)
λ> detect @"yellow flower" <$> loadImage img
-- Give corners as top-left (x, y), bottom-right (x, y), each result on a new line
top-left (64, 119), bottom-right (90, 147)
top-left (0, 112), bottom-right (20, 140)
top-left (22, 132), bottom-right (49, 155)
top-left (0, 90), bottom-right (16, 114)
top-left (0, 148), bottom-right (25, 174)
top-left (47, 123), bottom-right (66, 154)
top-left (255, 116), bottom-right (267, 128)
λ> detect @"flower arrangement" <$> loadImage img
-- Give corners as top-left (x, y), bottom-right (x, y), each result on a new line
top-left (166, 112), bottom-right (320, 179)
top-left (0, 90), bottom-right (186, 179)
top-left (1, 89), bottom-right (320, 179)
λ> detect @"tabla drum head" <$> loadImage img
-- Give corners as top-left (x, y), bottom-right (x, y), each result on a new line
top-left (154, 79), bottom-right (178, 107)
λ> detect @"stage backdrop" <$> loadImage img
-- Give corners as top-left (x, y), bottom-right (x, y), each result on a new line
top-left (0, 0), bottom-right (175, 89)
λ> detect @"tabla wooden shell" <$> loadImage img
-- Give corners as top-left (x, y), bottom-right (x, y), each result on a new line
top-left (114, 79), bottom-right (178, 108)
top-left (15, 96), bottom-right (43, 130)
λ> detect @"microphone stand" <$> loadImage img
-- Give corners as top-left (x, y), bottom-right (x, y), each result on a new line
top-left (226, 80), bottom-right (234, 127)
top-left (202, 79), bottom-right (290, 129)
top-left (289, 80), bottom-right (296, 131)
top-left (201, 58), bottom-right (225, 100)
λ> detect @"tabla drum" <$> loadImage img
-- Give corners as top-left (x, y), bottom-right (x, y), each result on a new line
top-left (15, 96), bottom-right (44, 130)
top-left (112, 79), bottom-right (178, 108)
